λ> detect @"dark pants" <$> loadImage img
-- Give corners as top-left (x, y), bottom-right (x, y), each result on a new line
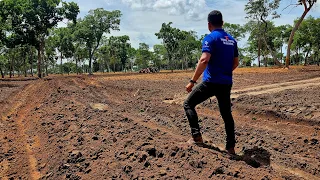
top-left (183, 81), bottom-right (236, 149)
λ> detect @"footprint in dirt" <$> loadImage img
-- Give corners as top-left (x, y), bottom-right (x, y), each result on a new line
top-left (200, 143), bottom-right (271, 168)
top-left (235, 146), bottom-right (271, 168)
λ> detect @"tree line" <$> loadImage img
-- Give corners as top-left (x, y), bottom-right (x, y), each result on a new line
top-left (0, 0), bottom-right (318, 78)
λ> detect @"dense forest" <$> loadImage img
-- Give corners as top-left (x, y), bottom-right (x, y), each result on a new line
top-left (0, 0), bottom-right (319, 78)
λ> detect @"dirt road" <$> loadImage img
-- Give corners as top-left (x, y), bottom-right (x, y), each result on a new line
top-left (0, 67), bottom-right (319, 179)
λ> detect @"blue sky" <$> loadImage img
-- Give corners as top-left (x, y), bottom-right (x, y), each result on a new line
top-left (65, 0), bottom-right (320, 49)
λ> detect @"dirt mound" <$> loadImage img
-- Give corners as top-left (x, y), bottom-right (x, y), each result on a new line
top-left (139, 67), bottom-right (159, 73)
top-left (234, 86), bottom-right (320, 125)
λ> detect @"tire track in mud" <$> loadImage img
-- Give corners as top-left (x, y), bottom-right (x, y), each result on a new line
top-left (0, 90), bottom-right (25, 180)
top-left (0, 83), bottom-right (34, 180)
top-left (0, 81), bottom-right (51, 179)
top-left (232, 77), bottom-right (320, 98)
top-left (163, 77), bottom-right (320, 104)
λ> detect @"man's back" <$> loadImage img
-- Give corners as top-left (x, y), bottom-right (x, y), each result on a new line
top-left (202, 29), bottom-right (238, 84)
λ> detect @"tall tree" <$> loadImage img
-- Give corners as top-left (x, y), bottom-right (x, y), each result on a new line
top-left (285, 0), bottom-right (318, 68)
top-left (136, 43), bottom-right (150, 69)
top-left (127, 47), bottom-right (136, 71)
top-left (245, 0), bottom-right (282, 66)
top-left (75, 8), bottom-right (121, 74)
top-left (155, 22), bottom-right (183, 72)
top-left (115, 35), bottom-right (130, 71)
top-left (74, 41), bottom-right (88, 74)
top-left (153, 44), bottom-right (166, 70)
top-left (44, 36), bottom-right (56, 75)
top-left (52, 27), bottom-right (75, 74)
top-left (177, 31), bottom-right (200, 70)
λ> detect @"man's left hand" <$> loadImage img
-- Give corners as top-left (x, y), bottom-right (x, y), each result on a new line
top-left (186, 82), bottom-right (194, 93)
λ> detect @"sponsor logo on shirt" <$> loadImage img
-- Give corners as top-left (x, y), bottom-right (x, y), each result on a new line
top-left (203, 41), bottom-right (210, 48)
top-left (220, 36), bottom-right (234, 46)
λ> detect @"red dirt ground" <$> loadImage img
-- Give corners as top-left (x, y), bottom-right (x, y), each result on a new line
top-left (0, 66), bottom-right (320, 180)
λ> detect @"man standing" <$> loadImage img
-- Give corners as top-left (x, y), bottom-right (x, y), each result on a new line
top-left (184, 10), bottom-right (239, 154)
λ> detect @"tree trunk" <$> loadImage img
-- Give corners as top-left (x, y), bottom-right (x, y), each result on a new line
top-left (280, 45), bottom-right (283, 64)
top-left (258, 37), bottom-right (261, 67)
top-left (76, 58), bottom-right (78, 75)
top-left (286, 8), bottom-right (311, 68)
top-left (12, 55), bottom-right (15, 77)
top-left (263, 54), bottom-right (267, 67)
top-left (168, 53), bottom-right (173, 73)
top-left (0, 67), bottom-right (4, 78)
top-left (60, 52), bottom-right (63, 75)
top-left (37, 43), bottom-right (42, 78)
top-left (304, 48), bottom-right (310, 66)
top-left (181, 59), bottom-right (184, 70)
top-left (107, 62), bottom-right (110, 73)
top-left (42, 44), bottom-right (46, 78)
top-left (45, 61), bottom-right (48, 76)
top-left (257, 21), bottom-right (262, 68)
top-left (24, 52), bottom-right (27, 77)
top-left (89, 53), bottom-right (93, 75)
top-left (295, 49), bottom-right (299, 65)
top-left (9, 56), bottom-right (12, 78)
top-left (262, 35), bottom-right (281, 67)
top-left (186, 57), bottom-right (189, 70)
top-left (30, 49), bottom-right (34, 77)
top-left (31, 60), bottom-right (33, 76)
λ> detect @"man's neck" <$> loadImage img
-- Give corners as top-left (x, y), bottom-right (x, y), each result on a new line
top-left (211, 26), bottom-right (223, 32)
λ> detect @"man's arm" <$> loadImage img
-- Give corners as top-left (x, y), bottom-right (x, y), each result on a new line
top-left (191, 52), bottom-right (211, 82)
top-left (186, 52), bottom-right (211, 93)
top-left (233, 41), bottom-right (239, 71)
top-left (233, 57), bottom-right (239, 71)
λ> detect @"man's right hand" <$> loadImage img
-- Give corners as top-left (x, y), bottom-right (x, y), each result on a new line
top-left (186, 82), bottom-right (194, 93)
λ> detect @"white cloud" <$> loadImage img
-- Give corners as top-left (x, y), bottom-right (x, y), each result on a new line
top-left (69, 0), bottom-right (320, 49)
top-left (119, 0), bottom-right (207, 20)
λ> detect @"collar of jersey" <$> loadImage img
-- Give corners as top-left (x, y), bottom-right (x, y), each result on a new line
top-left (212, 28), bottom-right (224, 32)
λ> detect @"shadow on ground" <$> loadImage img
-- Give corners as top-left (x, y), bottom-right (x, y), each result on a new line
top-left (201, 144), bottom-right (271, 168)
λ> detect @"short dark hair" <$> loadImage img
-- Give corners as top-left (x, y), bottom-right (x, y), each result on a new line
top-left (208, 10), bottom-right (223, 27)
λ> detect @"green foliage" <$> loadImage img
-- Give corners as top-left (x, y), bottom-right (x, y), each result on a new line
top-left (245, 0), bottom-right (280, 20)
top-left (155, 22), bottom-right (182, 71)
top-left (285, 0), bottom-right (318, 67)
top-left (245, 0), bottom-right (282, 66)
top-left (223, 23), bottom-right (246, 41)
top-left (153, 44), bottom-right (166, 69)
top-left (0, 0), bottom-right (80, 77)
top-left (111, 35), bottom-right (130, 69)
top-left (1, 0), bottom-right (320, 77)
top-left (291, 16), bottom-right (320, 65)
top-left (136, 43), bottom-right (150, 69)
top-left (155, 22), bottom-right (201, 71)
top-left (75, 8), bottom-right (122, 74)
top-left (176, 30), bottom-right (200, 70)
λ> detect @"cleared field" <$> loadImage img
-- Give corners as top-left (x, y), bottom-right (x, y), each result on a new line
top-left (0, 66), bottom-right (320, 180)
